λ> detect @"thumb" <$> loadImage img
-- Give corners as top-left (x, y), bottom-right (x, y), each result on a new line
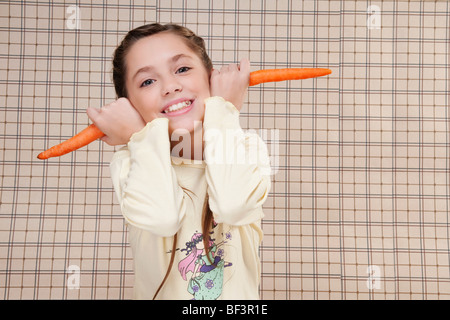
top-left (239, 58), bottom-right (250, 72)
top-left (239, 58), bottom-right (251, 84)
top-left (86, 107), bottom-right (101, 123)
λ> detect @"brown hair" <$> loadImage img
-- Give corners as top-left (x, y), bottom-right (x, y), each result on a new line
top-left (111, 23), bottom-right (215, 300)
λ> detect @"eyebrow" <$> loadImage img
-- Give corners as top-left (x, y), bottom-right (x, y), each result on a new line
top-left (131, 53), bottom-right (193, 82)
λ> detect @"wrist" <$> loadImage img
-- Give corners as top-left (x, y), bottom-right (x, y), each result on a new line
top-left (128, 118), bottom-right (168, 144)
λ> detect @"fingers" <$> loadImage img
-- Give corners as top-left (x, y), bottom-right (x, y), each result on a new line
top-left (209, 59), bottom-right (250, 111)
top-left (86, 105), bottom-right (110, 131)
top-left (213, 59), bottom-right (250, 74)
top-left (238, 58), bottom-right (250, 84)
top-left (86, 106), bottom-right (110, 133)
top-left (86, 106), bottom-right (100, 122)
top-left (210, 59), bottom-right (250, 89)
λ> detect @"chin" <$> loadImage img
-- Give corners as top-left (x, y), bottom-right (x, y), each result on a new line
top-left (169, 120), bottom-right (201, 137)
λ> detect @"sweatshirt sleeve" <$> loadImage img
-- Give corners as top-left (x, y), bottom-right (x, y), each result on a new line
top-left (203, 96), bottom-right (271, 226)
top-left (109, 117), bottom-right (186, 237)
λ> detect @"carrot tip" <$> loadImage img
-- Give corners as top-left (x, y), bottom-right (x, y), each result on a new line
top-left (37, 153), bottom-right (47, 160)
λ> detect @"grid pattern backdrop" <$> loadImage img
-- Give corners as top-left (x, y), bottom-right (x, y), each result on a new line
top-left (1, 0), bottom-right (449, 299)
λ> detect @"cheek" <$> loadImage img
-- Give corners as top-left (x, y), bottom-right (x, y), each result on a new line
top-left (131, 93), bottom-right (161, 119)
top-left (188, 71), bottom-right (211, 98)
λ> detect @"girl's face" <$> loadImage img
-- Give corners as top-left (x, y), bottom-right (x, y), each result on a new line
top-left (124, 32), bottom-right (211, 135)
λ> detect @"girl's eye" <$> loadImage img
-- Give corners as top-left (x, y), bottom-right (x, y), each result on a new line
top-left (140, 79), bottom-right (155, 88)
top-left (176, 66), bottom-right (191, 74)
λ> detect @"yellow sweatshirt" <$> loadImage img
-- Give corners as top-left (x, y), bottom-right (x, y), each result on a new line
top-left (110, 96), bottom-right (271, 300)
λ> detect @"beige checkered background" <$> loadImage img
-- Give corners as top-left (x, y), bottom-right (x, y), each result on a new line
top-left (1, 0), bottom-right (449, 299)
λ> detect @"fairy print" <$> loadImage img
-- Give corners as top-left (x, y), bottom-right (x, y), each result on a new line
top-left (177, 231), bottom-right (232, 300)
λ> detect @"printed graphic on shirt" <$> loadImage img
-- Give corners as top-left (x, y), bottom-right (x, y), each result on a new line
top-left (177, 221), bottom-right (233, 300)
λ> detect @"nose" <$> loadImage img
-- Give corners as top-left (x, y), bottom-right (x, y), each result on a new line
top-left (162, 75), bottom-right (182, 96)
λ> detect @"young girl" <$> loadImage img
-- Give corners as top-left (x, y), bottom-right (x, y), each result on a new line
top-left (86, 23), bottom-right (271, 300)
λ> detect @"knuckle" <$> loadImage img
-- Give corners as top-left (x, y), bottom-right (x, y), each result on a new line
top-left (117, 97), bottom-right (129, 105)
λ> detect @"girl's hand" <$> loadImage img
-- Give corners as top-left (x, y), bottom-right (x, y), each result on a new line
top-left (210, 58), bottom-right (250, 111)
top-left (87, 97), bottom-right (146, 146)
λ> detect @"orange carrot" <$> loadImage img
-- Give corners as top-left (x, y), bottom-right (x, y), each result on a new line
top-left (37, 68), bottom-right (331, 159)
top-left (249, 68), bottom-right (331, 86)
top-left (37, 124), bottom-right (105, 159)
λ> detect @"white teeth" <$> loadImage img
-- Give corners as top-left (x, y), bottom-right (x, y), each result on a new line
top-left (164, 100), bottom-right (192, 113)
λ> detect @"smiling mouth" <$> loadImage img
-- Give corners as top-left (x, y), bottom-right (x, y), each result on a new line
top-left (162, 100), bottom-right (193, 114)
